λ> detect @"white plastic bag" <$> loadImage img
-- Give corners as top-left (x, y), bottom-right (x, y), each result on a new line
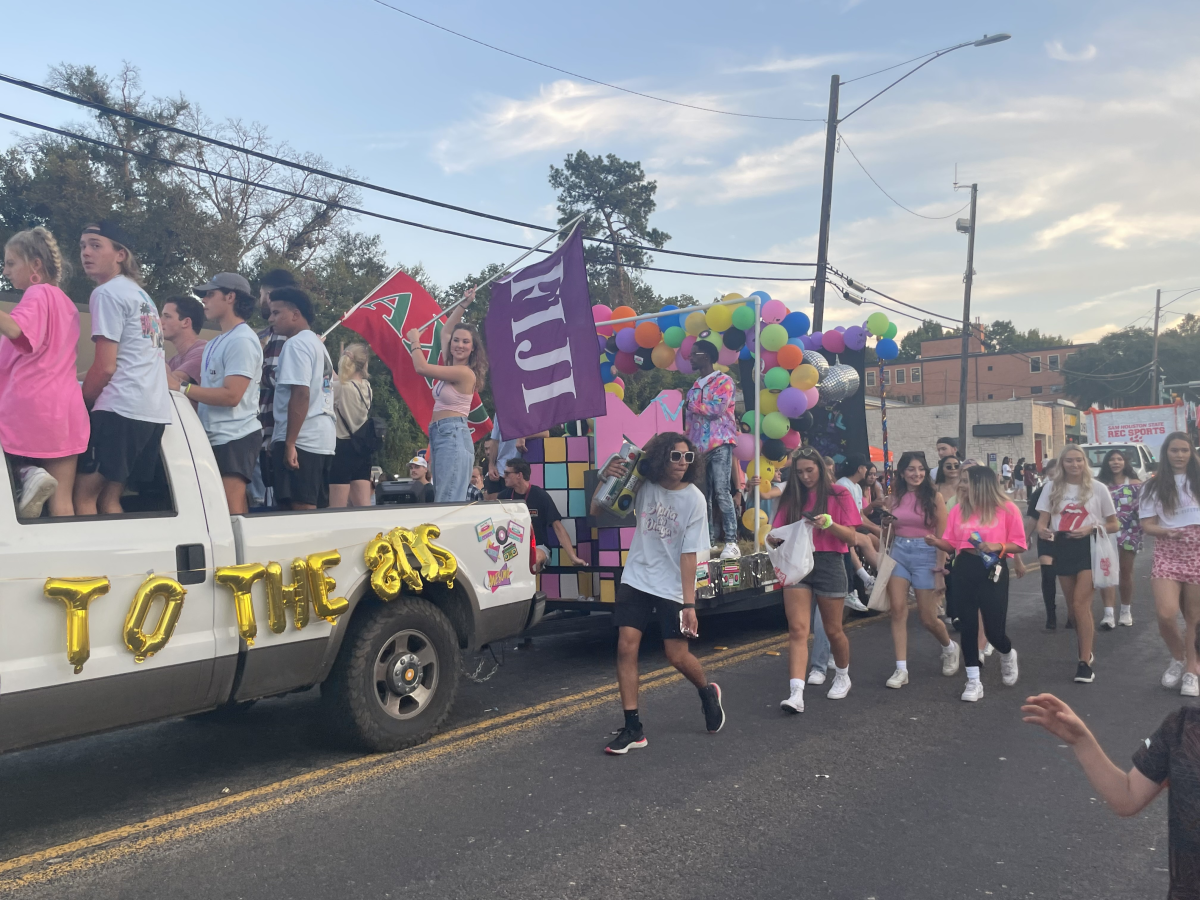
top-left (766, 520), bottom-right (815, 587)
top-left (1091, 528), bottom-right (1119, 589)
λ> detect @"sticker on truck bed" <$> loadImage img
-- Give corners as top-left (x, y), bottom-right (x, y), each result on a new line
top-left (507, 521), bottom-right (525, 542)
top-left (487, 565), bottom-right (512, 592)
top-left (502, 542), bottom-right (519, 561)
top-left (475, 519), bottom-right (494, 542)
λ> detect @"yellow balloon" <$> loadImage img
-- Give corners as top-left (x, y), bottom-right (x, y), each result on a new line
top-left (741, 507), bottom-right (767, 530)
top-left (265, 559), bottom-right (311, 632)
top-left (705, 304), bottom-right (734, 332)
top-left (715, 363), bottom-right (729, 373)
top-left (756, 458), bottom-right (777, 483)
top-left (124, 575), bottom-right (186, 663)
top-left (722, 292), bottom-right (744, 302)
top-left (759, 390), bottom-right (779, 415)
top-left (605, 382), bottom-right (625, 401)
top-left (791, 363), bottom-right (820, 390)
top-left (365, 534), bottom-right (404, 603)
top-left (215, 563), bottom-right (267, 646)
top-left (44, 576), bottom-right (110, 674)
top-left (684, 311), bottom-right (708, 336)
top-left (651, 343), bottom-right (675, 368)
top-left (306, 550), bottom-right (349, 622)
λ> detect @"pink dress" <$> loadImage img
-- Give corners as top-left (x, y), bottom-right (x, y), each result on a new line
top-left (0, 284), bottom-right (89, 458)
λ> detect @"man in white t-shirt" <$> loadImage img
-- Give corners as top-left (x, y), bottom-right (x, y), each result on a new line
top-left (592, 432), bottom-right (726, 755)
top-left (167, 273), bottom-right (263, 514)
top-left (75, 221), bottom-right (172, 515)
top-left (268, 287), bottom-right (335, 509)
top-left (836, 453), bottom-right (880, 609)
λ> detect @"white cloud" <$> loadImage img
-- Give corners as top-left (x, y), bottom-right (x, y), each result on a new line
top-left (731, 53), bottom-right (865, 74)
top-left (1045, 40), bottom-right (1098, 63)
top-left (1072, 322), bottom-right (1120, 343)
top-left (1034, 204), bottom-right (1200, 250)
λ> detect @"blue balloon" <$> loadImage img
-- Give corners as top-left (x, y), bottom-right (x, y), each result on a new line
top-left (786, 337), bottom-right (807, 349)
top-left (749, 290), bottom-right (772, 304)
top-left (600, 360), bottom-right (614, 382)
top-left (876, 337), bottom-right (900, 360)
top-left (739, 345), bottom-right (752, 359)
top-left (781, 311), bottom-right (810, 337)
top-left (657, 304), bottom-right (681, 331)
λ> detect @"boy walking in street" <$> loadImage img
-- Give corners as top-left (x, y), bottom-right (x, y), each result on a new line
top-left (593, 432), bottom-right (726, 755)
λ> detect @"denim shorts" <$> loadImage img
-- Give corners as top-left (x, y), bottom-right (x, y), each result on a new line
top-left (889, 536), bottom-right (939, 590)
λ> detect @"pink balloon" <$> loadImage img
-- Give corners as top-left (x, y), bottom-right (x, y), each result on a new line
top-left (761, 299), bottom-right (788, 323)
top-left (675, 348), bottom-right (694, 374)
top-left (613, 376), bottom-right (625, 389)
top-left (822, 330), bottom-right (846, 353)
top-left (733, 432), bottom-right (756, 461)
top-left (718, 345), bottom-right (739, 366)
top-left (680, 334), bottom-right (697, 357)
top-left (758, 349), bottom-right (778, 370)
top-left (781, 430), bottom-right (802, 450)
top-left (593, 304), bottom-right (614, 336)
top-left (667, 360), bottom-right (678, 371)
top-left (802, 386), bottom-right (820, 409)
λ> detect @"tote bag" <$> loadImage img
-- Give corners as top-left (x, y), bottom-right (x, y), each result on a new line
top-left (765, 520), bottom-right (815, 587)
top-left (867, 523), bottom-right (897, 612)
top-left (1091, 527), bottom-right (1119, 589)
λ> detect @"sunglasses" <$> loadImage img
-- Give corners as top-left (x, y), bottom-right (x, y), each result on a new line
top-left (669, 450), bottom-right (696, 463)
top-left (942, 463), bottom-right (961, 470)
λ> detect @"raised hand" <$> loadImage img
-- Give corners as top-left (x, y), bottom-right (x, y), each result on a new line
top-left (1021, 693), bottom-right (1091, 745)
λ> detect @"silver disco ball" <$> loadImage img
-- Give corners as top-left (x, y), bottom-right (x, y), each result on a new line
top-left (817, 364), bottom-right (861, 405)
top-left (801, 349), bottom-right (830, 376)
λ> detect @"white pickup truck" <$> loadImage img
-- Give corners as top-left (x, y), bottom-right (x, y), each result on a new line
top-left (0, 393), bottom-right (542, 754)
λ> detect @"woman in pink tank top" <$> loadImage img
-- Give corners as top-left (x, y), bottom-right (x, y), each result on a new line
top-left (407, 293), bottom-right (488, 503)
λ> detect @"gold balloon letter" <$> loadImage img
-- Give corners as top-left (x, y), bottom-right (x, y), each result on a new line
top-left (215, 564), bottom-right (266, 646)
top-left (44, 577), bottom-right (110, 674)
top-left (265, 559), bottom-right (310, 633)
top-left (306, 550), bottom-right (348, 622)
top-left (364, 534), bottom-right (403, 602)
top-left (385, 527), bottom-right (424, 592)
top-left (124, 575), bottom-right (187, 662)
top-left (414, 524), bottom-right (458, 588)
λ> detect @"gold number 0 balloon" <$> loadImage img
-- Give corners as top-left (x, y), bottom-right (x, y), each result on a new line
top-left (43, 577), bottom-right (110, 674)
top-left (215, 564), bottom-right (266, 646)
top-left (124, 575), bottom-right (187, 662)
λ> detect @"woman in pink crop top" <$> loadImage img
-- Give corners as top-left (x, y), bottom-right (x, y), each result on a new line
top-left (879, 451), bottom-right (959, 691)
top-left (407, 292), bottom-right (488, 503)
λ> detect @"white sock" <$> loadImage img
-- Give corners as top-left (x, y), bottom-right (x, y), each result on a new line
top-left (942, 640), bottom-right (956, 655)
top-left (966, 666), bottom-right (980, 682)
top-left (895, 660), bottom-right (907, 672)
top-left (1120, 604), bottom-right (1131, 615)
top-left (835, 665), bottom-right (849, 677)
top-left (1002, 649), bottom-right (1016, 661)
top-left (856, 567), bottom-right (870, 581)
top-left (790, 678), bottom-right (805, 693)
top-left (1102, 608), bottom-right (1115, 619)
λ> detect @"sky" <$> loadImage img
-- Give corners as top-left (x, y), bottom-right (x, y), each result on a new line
top-left (2, 0), bottom-right (1199, 344)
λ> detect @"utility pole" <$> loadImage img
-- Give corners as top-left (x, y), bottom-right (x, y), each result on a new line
top-left (811, 74), bottom-right (840, 331)
top-left (1150, 288), bottom-right (1162, 405)
top-left (957, 183), bottom-right (978, 458)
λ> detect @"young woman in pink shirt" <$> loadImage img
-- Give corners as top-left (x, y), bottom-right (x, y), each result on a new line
top-left (0, 227), bottom-right (89, 517)
top-left (926, 465), bottom-right (1026, 702)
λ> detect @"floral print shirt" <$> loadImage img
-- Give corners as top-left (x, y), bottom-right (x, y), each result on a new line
top-left (1109, 481), bottom-right (1143, 551)
top-left (685, 370), bottom-right (738, 452)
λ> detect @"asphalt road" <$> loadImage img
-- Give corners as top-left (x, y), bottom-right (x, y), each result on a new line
top-left (1, 548), bottom-right (1190, 899)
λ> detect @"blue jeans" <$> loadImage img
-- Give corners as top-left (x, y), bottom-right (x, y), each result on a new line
top-left (704, 443), bottom-right (738, 544)
top-left (810, 604), bottom-right (831, 672)
top-left (429, 416), bottom-right (473, 503)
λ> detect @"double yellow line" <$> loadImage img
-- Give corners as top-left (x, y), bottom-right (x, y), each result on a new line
top-left (1, 631), bottom-right (811, 891)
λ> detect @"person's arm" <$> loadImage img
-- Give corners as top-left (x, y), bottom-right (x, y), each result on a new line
top-left (1022, 693), bottom-right (1165, 817)
top-left (405, 328), bottom-right (475, 394)
top-left (1101, 513), bottom-right (1119, 535)
top-left (1037, 510), bottom-right (1054, 540)
top-left (438, 289), bottom-right (473, 361)
top-left (590, 457), bottom-right (628, 516)
top-left (0, 308), bottom-right (23, 342)
top-left (173, 375), bottom-right (251, 408)
top-left (284, 385), bottom-right (309, 469)
top-left (746, 475), bottom-right (782, 500)
top-left (679, 551), bottom-right (699, 638)
top-left (552, 520), bottom-right (584, 566)
top-left (82, 337), bottom-right (119, 406)
top-left (1140, 514), bottom-right (1181, 539)
top-left (485, 439), bottom-right (499, 480)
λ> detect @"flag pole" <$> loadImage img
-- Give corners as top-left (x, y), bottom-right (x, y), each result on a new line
top-left (753, 294), bottom-right (762, 554)
top-left (320, 213), bottom-right (586, 339)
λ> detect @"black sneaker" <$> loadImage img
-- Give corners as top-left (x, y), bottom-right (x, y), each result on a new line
top-left (604, 726), bottom-right (647, 755)
top-left (1045, 613), bottom-right (1057, 630)
top-left (700, 683), bottom-right (725, 733)
top-left (1074, 661), bottom-right (1095, 683)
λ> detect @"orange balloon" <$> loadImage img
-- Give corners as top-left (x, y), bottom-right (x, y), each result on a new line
top-left (776, 344), bottom-right (804, 370)
top-left (634, 321), bottom-right (662, 349)
top-left (611, 306), bottom-right (636, 331)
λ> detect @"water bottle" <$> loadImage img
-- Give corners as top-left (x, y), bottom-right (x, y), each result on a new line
top-left (969, 531), bottom-right (1002, 581)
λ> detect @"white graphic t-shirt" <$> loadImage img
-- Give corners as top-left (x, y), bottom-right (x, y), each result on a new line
top-left (272, 329), bottom-right (336, 455)
top-left (1036, 481), bottom-right (1116, 532)
top-left (89, 275), bottom-right (171, 423)
top-left (1139, 474), bottom-right (1200, 529)
top-left (621, 480), bottom-right (710, 603)
top-left (199, 322), bottom-right (263, 445)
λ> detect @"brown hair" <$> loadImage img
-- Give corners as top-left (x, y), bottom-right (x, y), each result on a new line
top-left (82, 224), bottom-right (141, 283)
top-left (892, 450), bottom-right (939, 527)
top-left (958, 465), bottom-right (1009, 527)
top-left (1143, 432), bottom-right (1200, 516)
top-left (448, 323), bottom-right (488, 390)
top-left (638, 432), bottom-right (701, 486)
top-left (6, 227), bottom-right (68, 285)
top-left (780, 446), bottom-right (833, 524)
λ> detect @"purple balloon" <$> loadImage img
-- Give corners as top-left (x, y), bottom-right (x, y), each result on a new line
top-left (744, 327), bottom-right (757, 351)
top-left (597, 333), bottom-right (608, 352)
top-left (615, 328), bottom-right (639, 353)
top-left (835, 325), bottom-right (846, 332)
top-left (809, 331), bottom-right (823, 350)
top-left (843, 325), bottom-right (867, 351)
top-left (822, 330), bottom-right (846, 353)
top-left (776, 387), bottom-right (809, 418)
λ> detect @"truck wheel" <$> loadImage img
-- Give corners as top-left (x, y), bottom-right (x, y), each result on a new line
top-left (323, 596), bottom-right (460, 752)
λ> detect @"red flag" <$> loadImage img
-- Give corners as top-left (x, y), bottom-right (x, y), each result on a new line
top-left (341, 269), bottom-right (492, 442)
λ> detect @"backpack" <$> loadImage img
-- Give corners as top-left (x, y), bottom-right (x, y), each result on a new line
top-left (338, 381), bottom-right (382, 456)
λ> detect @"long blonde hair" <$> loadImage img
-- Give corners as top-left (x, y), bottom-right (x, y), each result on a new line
top-left (1047, 445), bottom-right (1093, 513)
top-left (6, 227), bottom-right (68, 285)
top-left (339, 342), bottom-right (370, 381)
top-left (958, 465), bottom-right (1008, 526)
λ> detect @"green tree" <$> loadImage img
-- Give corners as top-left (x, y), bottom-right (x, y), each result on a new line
top-left (984, 319), bottom-right (1068, 353)
top-left (897, 320), bottom-right (951, 361)
top-left (1064, 329), bottom-right (1155, 408)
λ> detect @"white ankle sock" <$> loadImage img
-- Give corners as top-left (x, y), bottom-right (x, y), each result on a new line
top-left (943, 640), bottom-right (956, 655)
top-left (966, 666), bottom-right (980, 681)
top-left (835, 666), bottom-right (849, 677)
top-left (790, 678), bottom-right (804, 692)
top-left (1120, 604), bottom-right (1131, 614)
top-left (895, 660), bottom-right (907, 671)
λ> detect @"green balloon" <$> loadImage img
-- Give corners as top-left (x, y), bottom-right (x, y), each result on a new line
top-left (764, 366), bottom-right (790, 391)
top-left (662, 325), bottom-right (686, 348)
top-left (866, 311), bottom-right (890, 336)
top-left (740, 410), bottom-right (757, 431)
top-left (762, 411), bottom-right (790, 439)
top-left (760, 323), bottom-right (788, 352)
top-left (731, 305), bottom-right (757, 331)
top-left (883, 322), bottom-right (898, 340)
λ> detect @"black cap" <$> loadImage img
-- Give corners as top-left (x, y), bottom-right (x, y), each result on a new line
top-left (82, 219), bottom-right (134, 252)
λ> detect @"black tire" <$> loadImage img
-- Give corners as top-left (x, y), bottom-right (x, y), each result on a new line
top-left (322, 596), bottom-right (460, 752)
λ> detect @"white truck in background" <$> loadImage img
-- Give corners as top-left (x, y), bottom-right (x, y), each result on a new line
top-left (0, 392), bottom-right (542, 754)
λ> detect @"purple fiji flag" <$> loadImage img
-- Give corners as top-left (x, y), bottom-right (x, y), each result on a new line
top-left (485, 226), bottom-right (605, 440)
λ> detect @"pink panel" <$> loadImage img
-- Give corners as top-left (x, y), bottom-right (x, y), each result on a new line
top-left (620, 527), bottom-right (635, 549)
top-left (593, 389), bottom-right (686, 465)
top-left (540, 574), bottom-right (560, 598)
top-left (598, 550), bottom-right (621, 567)
top-left (528, 463), bottom-right (544, 487)
top-left (567, 435), bottom-right (590, 462)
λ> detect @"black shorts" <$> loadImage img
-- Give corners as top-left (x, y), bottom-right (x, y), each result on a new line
top-left (797, 551), bottom-right (849, 597)
top-left (212, 430), bottom-right (262, 483)
top-left (1048, 532), bottom-right (1091, 576)
top-left (78, 410), bottom-right (166, 486)
top-left (1036, 536), bottom-right (1056, 559)
top-left (272, 444), bottom-right (333, 508)
top-left (614, 583), bottom-right (687, 640)
top-left (330, 438), bottom-right (372, 485)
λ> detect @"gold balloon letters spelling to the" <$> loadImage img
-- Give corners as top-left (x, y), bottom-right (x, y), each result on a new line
top-left (216, 552), bottom-right (347, 639)
top-left (265, 559), bottom-right (310, 634)
top-left (306, 550), bottom-right (349, 622)
top-left (364, 526), bottom-right (458, 596)
top-left (44, 576), bottom-right (111, 674)
top-left (123, 575), bottom-right (187, 662)
top-left (215, 563), bottom-right (267, 646)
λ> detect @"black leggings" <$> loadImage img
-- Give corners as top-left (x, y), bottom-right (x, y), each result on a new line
top-left (1041, 564), bottom-right (1057, 616)
top-left (951, 552), bottom-right (1013, 668)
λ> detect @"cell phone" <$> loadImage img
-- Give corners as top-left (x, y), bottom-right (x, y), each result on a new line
top-left (800, 511), bottom-right (821, 521)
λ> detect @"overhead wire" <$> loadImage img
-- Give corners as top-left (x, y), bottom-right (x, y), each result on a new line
top-left (838, 133), bottom-right (971, 221)
top-left (839, 48), bottom-right (945, 85)
top-left (367, 0), bottom-right (827, 123)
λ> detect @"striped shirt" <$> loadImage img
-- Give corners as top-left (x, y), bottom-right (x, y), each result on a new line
top-left (257, 326), bottom-right (287, 447)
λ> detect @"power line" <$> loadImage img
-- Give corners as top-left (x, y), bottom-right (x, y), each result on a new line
top-left (367, 0), bottom-right (827, 123)
top-left (0, 70), bottom-right (820, 270)
top-left (840, 48), bottom-right (945, 85)
top-left (0, 110), bottom-right (817, 284)
top-left (838, 133), bottom-right (970, 220)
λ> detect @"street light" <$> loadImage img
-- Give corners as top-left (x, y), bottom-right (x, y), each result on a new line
top-left (811, 33), bottom-right (1011, 330)
top-left (955, 183), bottom-right (979, 458)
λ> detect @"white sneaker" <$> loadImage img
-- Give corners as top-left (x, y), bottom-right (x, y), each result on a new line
top-left (720, 542), bottom-right (741, 560)
top-left (1163, 659), bottom-right (1185, 689)
top-left (780, 686), bottom-right (805, 713)
top-left (1001, 649), bottom-right (1019, 686)
top-left (961, 680), bottom-right (984, 702)
top-left (1119, 607), bottom-right (1133, 627)
top-left (17, 466), bottom-right (56, 519)
top-left (942, 642), bottom-right (961, 677)
top-left (844, 592), bottom-right (868, 613)
top-left (807, 667), bottom-right (826, 686)
top-left (984, 643), bottom-right (994, 658)
top-left (1182, 673), bottom-right (1200, 698)
top-left (886, 668), bottom-right (909, 689)
top-left (827, 672), bottom-right (852, 699)
top-left (977, 647), bottom-right (987, 667)
top-left (1100, 610), bottom-right (1115, 631)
